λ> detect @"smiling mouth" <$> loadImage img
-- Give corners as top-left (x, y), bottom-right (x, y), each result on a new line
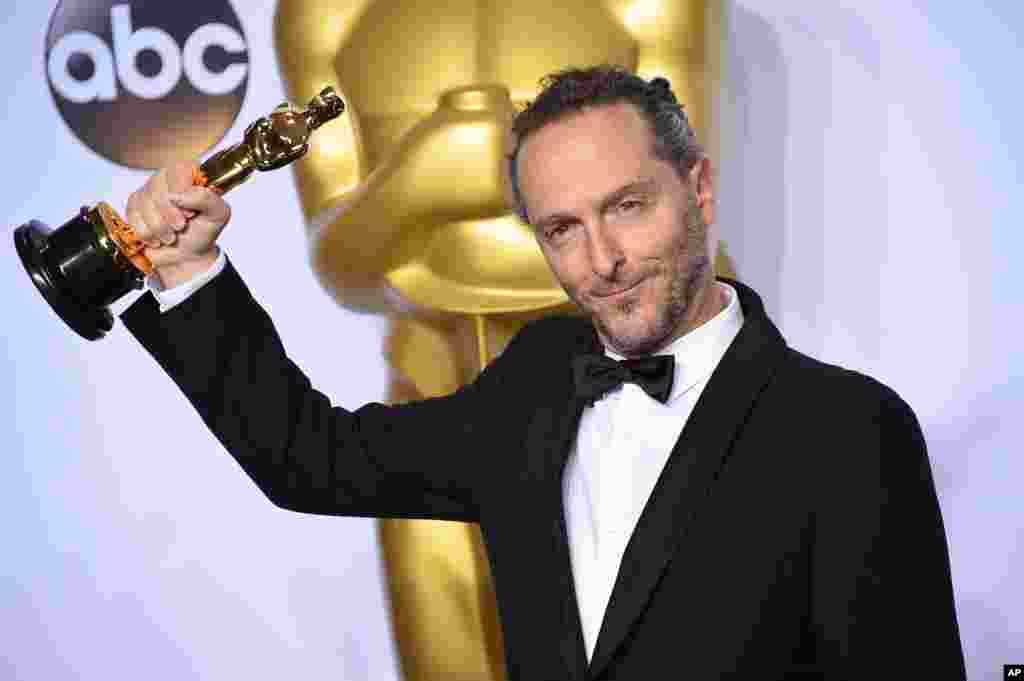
top-left (593, 280), bottom-right (642, 299)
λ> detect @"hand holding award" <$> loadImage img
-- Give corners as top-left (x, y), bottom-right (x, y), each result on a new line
top-left (14, 86), bottom-right (345, 340)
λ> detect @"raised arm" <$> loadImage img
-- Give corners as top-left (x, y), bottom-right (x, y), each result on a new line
top-left (121, 161), bottom-right (511, 522)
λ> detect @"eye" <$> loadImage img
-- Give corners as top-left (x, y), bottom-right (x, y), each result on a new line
top-left (544, 221), bottom-right (574, 242)
top-left (618, 198), bottom-right (644, 213)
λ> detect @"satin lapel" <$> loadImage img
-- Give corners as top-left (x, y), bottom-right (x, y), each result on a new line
top-left (522, 320), bottom-right (598, 681)
top-left (586, 280), bottom-right (787, 678)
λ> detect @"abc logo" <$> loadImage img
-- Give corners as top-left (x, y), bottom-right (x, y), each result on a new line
top-left (45, 1), bottom-right (249, 169)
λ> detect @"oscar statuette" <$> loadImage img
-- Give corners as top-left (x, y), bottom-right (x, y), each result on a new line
top-left (13, 86), bottom-right (345, 340)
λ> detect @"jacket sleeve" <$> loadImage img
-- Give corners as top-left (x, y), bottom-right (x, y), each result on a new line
top-left (810, 379), bottom-right (966, 678)
top-left (121, 256), bottom-right (516, 523)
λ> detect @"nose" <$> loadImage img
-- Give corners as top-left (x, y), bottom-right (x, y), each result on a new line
top-left (585, 221), bottom-right (625, 279)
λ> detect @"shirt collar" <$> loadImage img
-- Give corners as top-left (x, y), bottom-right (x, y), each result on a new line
top-left (606, 282), bottom-right (745, 404)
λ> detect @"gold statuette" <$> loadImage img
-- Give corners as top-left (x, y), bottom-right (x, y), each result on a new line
top-left (14, 86), bottom-right (345, 341)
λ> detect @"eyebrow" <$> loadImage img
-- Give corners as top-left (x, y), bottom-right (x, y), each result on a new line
top-left (533, 177), bottom-right (659, 228)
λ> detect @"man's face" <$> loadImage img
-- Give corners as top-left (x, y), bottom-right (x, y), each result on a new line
top-left (518, 102), bottom-right (717, 357)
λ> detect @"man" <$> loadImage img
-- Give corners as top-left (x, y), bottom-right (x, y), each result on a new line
top-left (123, 66), bottom-right (965, 679)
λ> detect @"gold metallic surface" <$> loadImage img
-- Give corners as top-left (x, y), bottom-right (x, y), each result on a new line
top-left (199, 87), bottom-right (345, 194)
top-left (274, 2), bottom-right (725, 679)
top-left (87, 206), bottom-right (122, 265)
top-left (96, 201), bottom-right (154, 275)
top-left (90, 89), bottom-right (344, 277)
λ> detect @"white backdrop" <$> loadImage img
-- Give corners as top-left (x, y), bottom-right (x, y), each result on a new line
top-left (1, 2), bottom-right (1020, 680)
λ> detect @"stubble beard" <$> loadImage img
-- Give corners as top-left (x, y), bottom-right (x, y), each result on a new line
top-left (588, 189), bottom-right (710, 357)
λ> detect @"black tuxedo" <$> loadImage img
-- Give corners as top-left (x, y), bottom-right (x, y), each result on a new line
top-left (123, 259), bottom-right (965, 680)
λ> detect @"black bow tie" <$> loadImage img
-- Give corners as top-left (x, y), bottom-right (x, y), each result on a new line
top-left (571, 354), bottom-right (675, 405)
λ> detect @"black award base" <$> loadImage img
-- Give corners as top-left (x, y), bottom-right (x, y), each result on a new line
top-left (14, 207), bottom-right (145, 341)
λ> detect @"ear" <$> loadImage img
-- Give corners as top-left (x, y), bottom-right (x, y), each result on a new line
top-left (689, 156), bottom-right (715, 225)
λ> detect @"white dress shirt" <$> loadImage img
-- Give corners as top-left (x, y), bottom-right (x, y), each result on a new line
top-left (563, 282), bottom-right (744, 660)
top-left (136, 255), bottom-right (745, 660)
top-left (122, 246), bottom-right (229, 314)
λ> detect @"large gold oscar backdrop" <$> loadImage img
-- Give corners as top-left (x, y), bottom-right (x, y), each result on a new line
top-left (273, 2), bottom-right (729, 678)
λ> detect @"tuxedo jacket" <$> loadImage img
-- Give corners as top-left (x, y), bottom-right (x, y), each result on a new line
top-left (123, 259), bottom-right (965, 680)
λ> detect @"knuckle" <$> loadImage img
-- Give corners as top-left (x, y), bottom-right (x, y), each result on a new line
top-left (126, 211), bottom-right (146, 237)
top-left (143, 216), bottom-right (169, 242)
top-left (158, 198), bottom-right (180, 221)
top-left (141, 193), bottom-right (161, 216)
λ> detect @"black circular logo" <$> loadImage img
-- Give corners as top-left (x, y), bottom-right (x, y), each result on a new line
top-left (45, 1), bottom-right (249, 170)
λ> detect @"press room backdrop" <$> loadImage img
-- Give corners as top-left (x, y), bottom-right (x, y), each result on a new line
top-left (1, 1), bottom-right (1020, 679)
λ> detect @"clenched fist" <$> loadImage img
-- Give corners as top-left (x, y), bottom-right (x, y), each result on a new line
top-left (125, 160), bottom-right (232, 288)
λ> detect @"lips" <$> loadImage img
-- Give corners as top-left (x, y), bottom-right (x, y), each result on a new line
top-left (592, 279), bottom-right (642, 299)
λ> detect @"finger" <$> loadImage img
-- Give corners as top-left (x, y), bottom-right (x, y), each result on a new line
top-left (125, 193), bottom-right (161, 248)
top-left (140, 194), bottom-right (176, 246)
top-left (157, 183), bottom-right (197, 219)
top-left (154, 193), bottom-right (187, 232)
top-left (167, 185), bottom-right (214, 211)
top-left (136, 176), bottom-right (167, 245)
top-left (169, 186), bottom-right (229, 226)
